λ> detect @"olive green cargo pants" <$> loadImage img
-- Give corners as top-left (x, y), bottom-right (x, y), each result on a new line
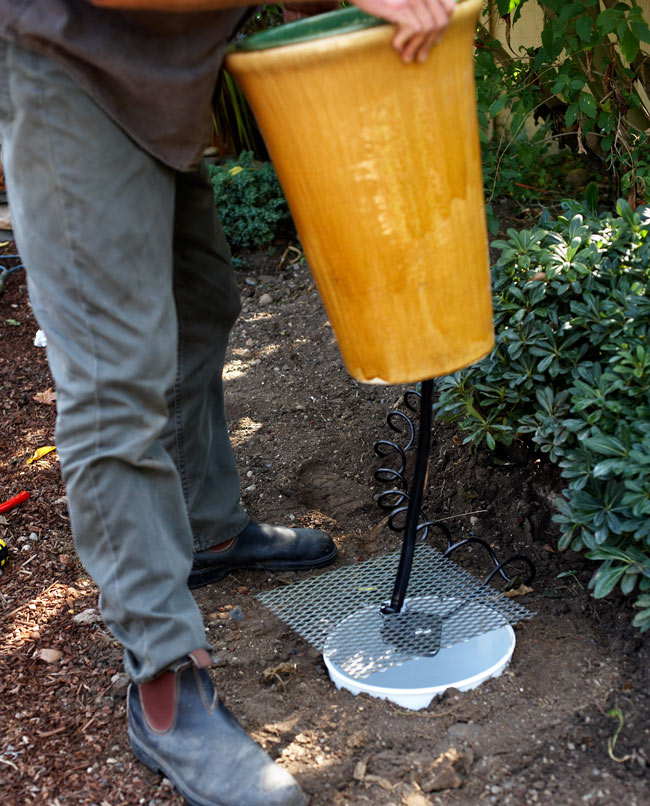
top-left (0, 38), bottom-right (249, 681)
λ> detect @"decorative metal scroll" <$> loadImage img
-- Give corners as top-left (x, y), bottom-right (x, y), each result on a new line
top-left (373, 384), bottom-right (536, 588)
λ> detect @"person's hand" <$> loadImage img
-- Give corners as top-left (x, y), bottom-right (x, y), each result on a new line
top-left (352, 0), bottom-right (456, 62)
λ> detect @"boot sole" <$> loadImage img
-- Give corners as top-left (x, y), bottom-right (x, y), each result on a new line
top-left (187, 547), bottom-right (338, 590)
top-left (129, 727), bottom-right (220, 806)
top-left (129, 728), bottom-right (307, 806)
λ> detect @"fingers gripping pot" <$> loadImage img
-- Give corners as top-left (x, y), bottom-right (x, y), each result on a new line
top-left (226, 1), bottom-right (492, 384)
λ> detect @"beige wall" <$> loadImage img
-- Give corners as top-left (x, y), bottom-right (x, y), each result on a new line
top-left (484, 0), bottom-right (650, 128)
top-left (486, 0), bottom-right (650, 54)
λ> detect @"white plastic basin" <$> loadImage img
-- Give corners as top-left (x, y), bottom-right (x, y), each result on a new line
top-left (323, 596), bottom-right (516, 710)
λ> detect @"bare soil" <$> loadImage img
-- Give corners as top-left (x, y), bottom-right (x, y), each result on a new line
top-left (1, 237), bottom-right (649, 806)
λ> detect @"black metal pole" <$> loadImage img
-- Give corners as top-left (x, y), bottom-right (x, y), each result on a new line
top-left (381, 378), bottom-right (433, 615)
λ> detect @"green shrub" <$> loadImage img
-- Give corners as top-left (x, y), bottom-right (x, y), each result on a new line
top-left (475, 42), bottom-right (562, 234)
top-left (477, 1), bottom-right (650, 216)
top-left (435, 200), bottom-right (650, 629)
top-left (207, 151), bottom-right (291, 251)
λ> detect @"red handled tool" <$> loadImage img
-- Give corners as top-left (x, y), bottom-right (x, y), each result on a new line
top-left (0, 490), bottom-right (30, 515)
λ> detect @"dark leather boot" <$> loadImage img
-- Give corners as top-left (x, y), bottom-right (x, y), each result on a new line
top-left (128, 650), bottom-right (306, 806)
top-left (189, 520), bottom-right (337, 588)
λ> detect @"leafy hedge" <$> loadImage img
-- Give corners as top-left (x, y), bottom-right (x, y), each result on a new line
top-left (207, 151), bottom-right (291, 251)
top-left (477, 1), bottom-right (650, 211)
top-left (435, 201), bottom-right (650, 630)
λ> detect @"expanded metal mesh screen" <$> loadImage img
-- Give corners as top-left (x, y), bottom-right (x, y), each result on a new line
top-left (258, 545), bottom-right (533, 680)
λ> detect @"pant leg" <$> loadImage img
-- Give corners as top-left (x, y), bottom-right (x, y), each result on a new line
top-left (162, 165), bottom-right (248, 550)
top-left (0, 39), bottom-right (209, 682)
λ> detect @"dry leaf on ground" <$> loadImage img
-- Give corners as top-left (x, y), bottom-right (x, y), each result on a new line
top-left (26, 445), bottom-right (56, 464)
top-left (34, 388), bottom-right (57, 405)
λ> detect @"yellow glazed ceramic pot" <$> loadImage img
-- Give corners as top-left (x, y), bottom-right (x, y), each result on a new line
top-left (226, 0), bottom-right (492, 384)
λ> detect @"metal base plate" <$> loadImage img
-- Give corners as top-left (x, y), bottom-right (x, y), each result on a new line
top-left (257, 545), bottom-right (532, 680)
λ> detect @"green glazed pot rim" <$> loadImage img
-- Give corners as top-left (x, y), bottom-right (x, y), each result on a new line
top-left (229, 7), bottom-right (386, 52)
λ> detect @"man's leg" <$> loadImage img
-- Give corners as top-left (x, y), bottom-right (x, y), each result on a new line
top-left (161, 164), bottom-right (249, 545)
top-left (167, 165), bottom-right (338, 587)
top-left (0, 38), bottom-right (306, 806)
top-left (1, 38), bottom-right (206, 681)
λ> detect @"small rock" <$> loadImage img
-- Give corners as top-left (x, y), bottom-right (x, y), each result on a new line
top-left (37, 648), bottom-right (63, 664)
top-left (229, 607), bottom-right (244, 622)
top-left (59, 554), bottom-right (72, 566)
top-left (72, 608), bottom-right (102, 625)
top-left (258, 293), bottom-right (273, 306)
top-left (364, 774), bottom-right (393, 791)
top-left (33, 329), bottom-right (47, 347)
top-left (353, 755), bottom-right (369, 781)
top-left (111, 672), bottom-right (130, 695)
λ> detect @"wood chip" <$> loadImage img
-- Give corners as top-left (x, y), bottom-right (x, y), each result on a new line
top-left (33, 388), bottom-right (57, 405)
top-left (36, 648), bottom-right (63, 664)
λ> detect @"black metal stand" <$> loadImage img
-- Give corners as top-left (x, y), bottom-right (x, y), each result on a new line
top-left (380, 379), bottom-right (433, 615)
top-left (374, 382), bottom-right (535, 615)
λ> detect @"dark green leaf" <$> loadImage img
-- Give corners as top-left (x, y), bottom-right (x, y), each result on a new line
top-left (579, 92), bottom-right (597, 119)
top-left (596, 8), bottom-right (619, 34)
top-left (576, 16), bottom-right (593, 42)
top-left (489, 96), bottom-right (507, 117)
top-left (630, 20), bottom-right (650, 45)
top-left (620, 27), bottom-right (640, 63)
top-left (620, 573), bottom-right (637, 596)
top-left (592, 565), bottom-right (626, 598)
top-left (583, 435), bottom-right (627, 457)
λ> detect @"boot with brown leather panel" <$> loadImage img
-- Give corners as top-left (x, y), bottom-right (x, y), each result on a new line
top-left (128, 649), bottom-right (306, 806)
